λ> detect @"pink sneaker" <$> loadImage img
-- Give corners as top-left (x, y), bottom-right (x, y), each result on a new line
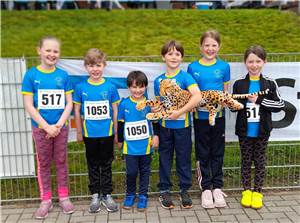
top-left (201, 190), bottom-right (214, 209)
top-left (35, 200), bottom-right (53, 219)
top-left (213, 189), bottom-right (227, 208)
top-left (59, 197), bottom-right (75, 214)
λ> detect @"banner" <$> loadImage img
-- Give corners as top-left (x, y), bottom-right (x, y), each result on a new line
top-left (57, 60), bottom-right (300, 142)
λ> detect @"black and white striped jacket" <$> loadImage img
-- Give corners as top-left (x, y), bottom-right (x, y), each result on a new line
top-left (232, 73), bottom-right (285, 138)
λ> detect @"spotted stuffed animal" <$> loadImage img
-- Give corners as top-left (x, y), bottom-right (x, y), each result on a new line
top-left (136, 79), bottom-right (269, 126)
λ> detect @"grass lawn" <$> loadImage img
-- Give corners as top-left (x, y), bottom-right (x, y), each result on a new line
top-left (2, 9), bottom-right (300, 57)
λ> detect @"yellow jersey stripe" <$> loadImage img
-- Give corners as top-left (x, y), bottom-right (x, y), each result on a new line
top-left (65, 90), bottom-right (73, 94)
top-left (123, 141), bottom-right (128, 154)
top-left (109, 120), bottom-right (113, 136)
top-left (83, 120), bottom-right (88, 137)
top-left (146, 137), bottom-right (151, 154)
top-left (187, 84), bottom-right (198, 91)
top-left (112, 100), bottom-right (120, 104)
top-left (184, 113), bottom-right (189, 127)
top-left (21, 91), bottom-right (33, 95)
top-left (73, 101), bottom-right (81, 105)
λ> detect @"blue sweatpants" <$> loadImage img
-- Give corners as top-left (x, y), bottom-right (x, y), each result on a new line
top-left (125, 154), bottom-right (151, 196)
top-left (194, 117), bottom-right (225, 190)
top-left (157, 126), bottom-right (192, 192)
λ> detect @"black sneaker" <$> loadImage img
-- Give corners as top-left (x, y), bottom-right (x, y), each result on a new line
top-left (159, 192), bottom-right (174, 209)
top-left (180, 191), bottom-right (193, 209)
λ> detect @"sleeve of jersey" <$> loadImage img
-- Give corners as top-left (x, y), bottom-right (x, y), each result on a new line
top-left (187, 64), bottom-right (192, 75)
top-left (21, 71), bottom-right (34, 95)
top-left (186, 74), bottom-right (198, 91)
top-left (64, 74), bottom-right (74, 94)
top-left (73, 85), bottom-right (81, 104)
top-left (111, 85), bottom-right (120, 104)
top-left (223, 63), bottom-right (231, 84)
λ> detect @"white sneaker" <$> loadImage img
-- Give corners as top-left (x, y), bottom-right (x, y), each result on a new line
top-left (213, 189), bottom-right (227, 208)
top-left (201, 190), bottom-right (214, 209)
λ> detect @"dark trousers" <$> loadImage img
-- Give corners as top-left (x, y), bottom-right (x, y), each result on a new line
top-left (157, 126), bottom-right (192, 192)
top-left (194, 117), bottom-right (225, 190)
top-left (239, 136), bottom-right (269, 192)
top-left (83, 136), bottom-right (114, 195)
top-left (125, 154), bottom-right (151, 196)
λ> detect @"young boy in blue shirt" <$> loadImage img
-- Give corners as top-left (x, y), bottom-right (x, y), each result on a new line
top-left (73, 48), bottom-right (120, 213)
top-left (118, 71), bottom-right (159, 211)
top-left (154, 40), bottom-right (202, 209)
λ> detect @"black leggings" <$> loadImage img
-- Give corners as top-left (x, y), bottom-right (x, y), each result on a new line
top-left (239, 136), bottom-right (269, 192)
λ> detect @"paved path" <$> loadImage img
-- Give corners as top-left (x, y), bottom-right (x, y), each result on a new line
top-left (1, 191), bottom-right (300, 223)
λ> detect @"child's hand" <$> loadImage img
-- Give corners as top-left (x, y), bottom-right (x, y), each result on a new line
top-left (190, 107), bottom-right (197, 112)
top-left (248, 95), bottom-right (258, 103)
top-left (151, 106), bottom-right (161, 113)
top-left (168, 110), bottom-right (181, 120)
top-left (77, 131), bottom-right (83, 142)
top-left (44, 124), bottom-right (60, 138)
top-left (118, 142), bottom-right (123, 150)
top-left (151, 135), bottom-right (159, 148)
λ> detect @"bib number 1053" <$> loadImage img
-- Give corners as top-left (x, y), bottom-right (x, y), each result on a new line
top-left (125, 120), bottom-right (149, 141)
top-left (38, 89), bottom-right (65, 109)
top-left (84, 101), bottom-right (110, 120)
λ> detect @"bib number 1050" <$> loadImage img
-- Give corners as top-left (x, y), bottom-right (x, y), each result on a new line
top-left (125, 120), bottom-right (149, 141)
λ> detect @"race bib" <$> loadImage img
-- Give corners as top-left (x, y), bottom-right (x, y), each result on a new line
top-left (38, 89), bottom-right (65, 109)
top-left (125, 120), bottom-right (149, 141)
top-left (246, 103), bottom-right (260, 122)
top-left (84, 100), bottom-right (110, 120)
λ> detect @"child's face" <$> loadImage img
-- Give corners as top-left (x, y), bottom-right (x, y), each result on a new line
top-left (85, 62), bottom-right (105, 81)
top-left (200, 37), bottom-right (220, 61)
top-left (37, 39), bottom-right (60, 68)
top-left (129, 82), bottom-right (146, 100)
top-left (162, 47), bottom-right (182, 70)
top-left (245, 53), bottom-right (265, 76)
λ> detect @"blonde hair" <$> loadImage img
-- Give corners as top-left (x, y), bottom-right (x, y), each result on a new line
top-left (38, 36), bottom-right (61, 48)
top-left (84, 48), bottom-right (107, 66)
top-left (200, 30), bottom-right (221, 45)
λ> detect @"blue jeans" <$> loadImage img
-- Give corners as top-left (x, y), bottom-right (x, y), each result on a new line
top-left (125, 154), bottom-right (151, 196)
top-left (157, 126), bottom-right (192, 192)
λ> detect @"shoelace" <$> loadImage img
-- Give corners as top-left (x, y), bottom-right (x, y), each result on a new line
top-left (105, 195), bottom-right (115, 205)
top-left (161, 193), bottom-right (172, 203)
top-left (138, 196), bottom-right (147, 206)
top-left (91, 195), bottom-right (99, 205)
top-left (214, 190), bottom-right (228, 200)
top-left (181, 192), bottom-right (190, 201)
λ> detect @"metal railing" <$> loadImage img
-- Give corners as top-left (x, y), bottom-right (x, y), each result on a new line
top-left (1, 53), bottom-right (299, 202)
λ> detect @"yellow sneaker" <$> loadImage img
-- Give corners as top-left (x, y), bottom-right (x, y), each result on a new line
top-left (241, 190), bottom-right (252, 208)
top-left (251, 192), bottom-right (263, 209)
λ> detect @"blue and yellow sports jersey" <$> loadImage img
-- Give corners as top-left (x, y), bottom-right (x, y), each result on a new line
top-left (21, 66), bottom-right (73, 128)
top-left (247, 77), bottom-right (261, 137)
top-left (154, 69), bottom-right (198, 129)
top-left (73, 78), bottom-right (120, 138)
top-left (187, 58), bottom-right (230, 120)
top-left (118, 96), bottom-right (153, 155)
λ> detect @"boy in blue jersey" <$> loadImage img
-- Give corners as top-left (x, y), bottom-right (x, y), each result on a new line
top-left (73, 48), bottom-right (120, 213)
top-left (187, 30), bottom-right (230, 209)
top-left (233, 46), bottom-right (284, 209)
top-left (154, 40), bottom-right (202, 209)
top-left (117, 71), bottom-right (159, 211)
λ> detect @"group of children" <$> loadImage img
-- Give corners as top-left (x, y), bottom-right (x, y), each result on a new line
top-left (21, 30), bottom-right (285, 219)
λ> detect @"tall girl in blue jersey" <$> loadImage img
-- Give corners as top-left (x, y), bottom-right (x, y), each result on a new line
top-left (187, 30), bottom-right (230, 209)
top-left (233, 45), bottom-right (284, 209)
top-left (118, 71), bottom-right (159, 211)
top-left (154, 40), bottom-right (202, 209)
top-left (21, 36), bottom-right (74, 219)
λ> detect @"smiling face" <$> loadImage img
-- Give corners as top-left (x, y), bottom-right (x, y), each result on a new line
top-left (37, 39), bottom-right (60, 69)
top-left (200, 37), bottom-right (220, 62)
top-left (85, 62), bottom-right (106, 82)
top-left (162, 47), bottom-right (183, 70)
top-left (129, 81), bottom-right (146, 100)
top-left (245, 53), bottom-right (265, 77)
